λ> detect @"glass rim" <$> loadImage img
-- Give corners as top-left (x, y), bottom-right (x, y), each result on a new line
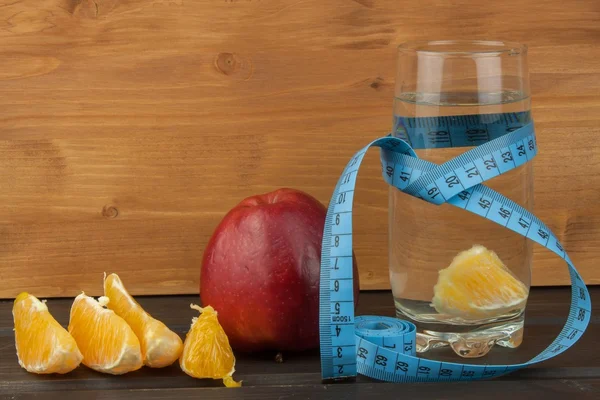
top-left (397, 40), bottom-right (527, 56)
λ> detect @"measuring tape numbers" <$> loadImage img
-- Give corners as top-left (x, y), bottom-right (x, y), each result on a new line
top-left (318, 112), bottom-right (592, 383)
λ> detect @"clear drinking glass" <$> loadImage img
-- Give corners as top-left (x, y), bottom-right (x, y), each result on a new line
top-left (389, 40), bottom-right (534, 358)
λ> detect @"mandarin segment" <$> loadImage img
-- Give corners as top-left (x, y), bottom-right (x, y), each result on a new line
top-left (179, 305), bottom-right (241, 388)
top-left (68, 293), bottom-right (143, 375)
top-left (103, 273), bottom-right (183, 368)
top-left (12, 292), bottom-right (83, 374)
top-left (432, 245), bottom-right (529, 320)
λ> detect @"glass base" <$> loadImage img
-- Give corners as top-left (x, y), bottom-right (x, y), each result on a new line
top-left (395, 308), bottom-right (524, 358)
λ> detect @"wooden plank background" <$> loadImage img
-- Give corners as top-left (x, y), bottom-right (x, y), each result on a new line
top-left (0, 0), bottom-right (599, 298)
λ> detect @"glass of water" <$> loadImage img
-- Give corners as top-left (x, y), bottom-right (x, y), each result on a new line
top-left (389, 40), bottom-right (534, 358)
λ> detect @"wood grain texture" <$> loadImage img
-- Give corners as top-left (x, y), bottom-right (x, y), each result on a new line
top-left (8, 381), bottom-right (600, 400)
top-left (1, 289), bottom-right (600, 398)
top-left (0, 0), bottom-right (599, 297)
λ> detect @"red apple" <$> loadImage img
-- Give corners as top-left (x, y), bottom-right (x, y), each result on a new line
top-left (200, 187), bottom-right (359, 353)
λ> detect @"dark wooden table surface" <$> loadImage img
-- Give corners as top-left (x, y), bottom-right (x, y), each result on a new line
top-left (1, 287), bottom-right (599, 399)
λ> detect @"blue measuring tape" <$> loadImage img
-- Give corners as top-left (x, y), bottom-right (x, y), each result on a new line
top-left (318, 111), bottom-right (592, 382)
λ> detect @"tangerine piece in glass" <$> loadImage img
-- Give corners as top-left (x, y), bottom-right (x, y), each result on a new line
top-left (432, 244), bottom-right (529, 320)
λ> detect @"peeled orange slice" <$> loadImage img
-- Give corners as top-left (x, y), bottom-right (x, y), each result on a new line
top-left (68, 293), bottom-right (143, 375)
top-left (432, 245), bottom-right (529, 320)
top-left (179, 304), bottom-right (241, 388)
top-left (12, 292), bottom-right (83, 374)
top-left (103, 273), bottom-right (183, 368)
